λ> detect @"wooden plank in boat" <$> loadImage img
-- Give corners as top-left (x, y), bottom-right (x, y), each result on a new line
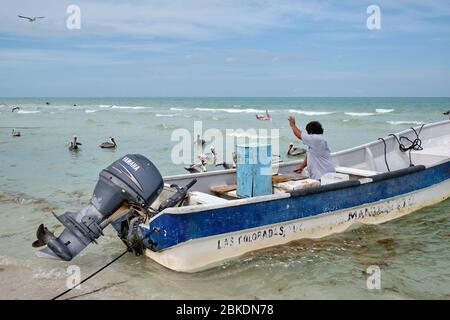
top-left (273, 173), bottom-right (308, 181)
top-left (210, 184), bottom-right (237, 194)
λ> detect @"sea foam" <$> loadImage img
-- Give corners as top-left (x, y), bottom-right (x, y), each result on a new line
top-left (376, 108), bottom-right (395, 113)
top-left (387, 121), bottom-right (425, 125)
top-left (288, 109), bottom-right (335, 116)
top-left (345, 112), bottom-right (375, 117)
top-left (17, 110), bottom-right (40, 114)
top-left (195, 107), bottom-right (265, 113)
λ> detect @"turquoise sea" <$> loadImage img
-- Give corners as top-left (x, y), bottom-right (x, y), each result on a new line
top-left (0, 97), bottom-right (449, 299)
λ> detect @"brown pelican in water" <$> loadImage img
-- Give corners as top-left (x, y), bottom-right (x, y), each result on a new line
top-left (444, 110), bottom-right (450, 119)
top-left (68, 136), bottom-right (82, 151)
top-left (11, 106), bottom-right (20, 112)
top-left (11, 128), bottom-right (21, 137)
top-left (100, 137), bottom-right (117, 149)
top-left (287, 143), bottom-right (306, 156)
top-left (184, 159), bottom-right (207, 174)
top-left (256, 109), bottom-right (271, 121)
top-left (195, 134), bottom-right (206, 148)
top-left (198, 145), bottom-right (217, 164)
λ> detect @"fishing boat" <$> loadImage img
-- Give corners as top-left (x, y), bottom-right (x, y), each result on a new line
top-left (33, 120), bottom-right (450, 272)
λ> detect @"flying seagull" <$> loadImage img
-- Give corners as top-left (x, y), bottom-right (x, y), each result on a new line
top-left (18, 15), bottom-right (45, 22)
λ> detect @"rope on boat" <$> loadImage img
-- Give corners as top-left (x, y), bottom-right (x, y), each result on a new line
top-left (378, 137), bottom-right (391, 172)
top-left (378, 124), bottom-right (425, 172)
top-left (389, 124), bottom-right (425, 167)
top-left (51, 248), bottom-right (129, 300)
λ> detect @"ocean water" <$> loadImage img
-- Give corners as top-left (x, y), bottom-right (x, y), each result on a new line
top-left (0, 97), bottom-right (449, 299)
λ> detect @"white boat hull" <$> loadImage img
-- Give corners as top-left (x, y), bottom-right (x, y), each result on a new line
top-left (146, 178), bottom-right (450, 272)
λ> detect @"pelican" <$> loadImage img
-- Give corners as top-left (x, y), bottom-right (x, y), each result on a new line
top-left (100, 137), bottom-right (117, 149)
top-left (195, 134), bottom-right (206, 147)
top-left (11, 106), bottom-right (20, 112)
top-left (444, 110), bottom-right (450, 119)
top-left (184, 159), bottom-right (207, 174)
top-left (68, 136), bottom-right (82, 151)
top-left (18, 15), bottom-right (45, 22)
top-left (198, 145), bottom-right (217, 164)
top-left (215, 162), bottom-right (234, 170)
top-left (216, 152), bottom-right (237, 169)
top-left (256, 109), bottom-right (271, 121)
top-left (287, 143), bottom-right (306, 156)
top-left (12, 128), bottom-right (21, 137)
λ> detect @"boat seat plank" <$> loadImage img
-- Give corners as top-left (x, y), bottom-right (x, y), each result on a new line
top-left (210, 184), bottom-right (237, 194)
top-left (335, 166), bottom-right (380, 177)
top-left (209, 184), bottom-right (241, 200)
top-left (189, 191), bottom-right (229, 205)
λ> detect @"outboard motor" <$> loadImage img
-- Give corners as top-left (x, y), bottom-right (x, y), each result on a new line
top-left (33, 154), bottom-right (164, 261)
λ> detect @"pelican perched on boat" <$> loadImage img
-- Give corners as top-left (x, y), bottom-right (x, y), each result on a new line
top-left (215, 161), bottom-right (234, 170)
top-left (256, 109), bottom-right (271, 121)
top-left (11, 128), bottom-right (21, 137)
top-left (287, 143), bottom-right (306, 156)
top-left (68, 136), bottom-right (82, 151)
top-left (100, 137), bottom-right (117, 149)
top-left (184, 159), bottom-right (207, 173)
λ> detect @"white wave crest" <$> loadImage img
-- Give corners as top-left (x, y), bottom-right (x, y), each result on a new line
top-left (170, 107), bottom-right (185, 111)
top-left (288, 109), bottom-right (335, 116)
top-left (99, 104), bottom-right (112, 108)
top-left (387, 121), bottom-right (425, 125)
top-left (376, 108), bottom-right (394, 113)
top-left (111, 105), bottom-right (146, 109)
top-left (156, 113), bottom-right (176, 117)
top-left (17, 110), bottom-right (40, 114)
top-left (195, 107), bottom-right (265, 113)
top-left (226, 131), bottom-right (279, 139)
top-left (85, 109), bottom-right (98, 113)
top-left (345, 112), bottom-right (375, 117)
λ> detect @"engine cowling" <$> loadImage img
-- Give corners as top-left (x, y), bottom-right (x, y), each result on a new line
top-left (33, 154), bottom-right (164, 261)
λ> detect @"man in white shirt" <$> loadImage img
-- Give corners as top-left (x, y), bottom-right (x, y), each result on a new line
top-left (288, 116), bottom-right (335, 180)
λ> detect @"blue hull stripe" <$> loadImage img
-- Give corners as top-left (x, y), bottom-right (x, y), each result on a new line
top-left (148, 161), bottom-right (450, 251)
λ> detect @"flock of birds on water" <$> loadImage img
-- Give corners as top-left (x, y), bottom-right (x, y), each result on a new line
top-left (4, 101), bottom-right (309, 174)
top-left (5, 99), bottom-right (450, 174)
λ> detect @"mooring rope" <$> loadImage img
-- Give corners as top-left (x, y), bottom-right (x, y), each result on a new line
top-left (51, 249), bottom-right (129, 300)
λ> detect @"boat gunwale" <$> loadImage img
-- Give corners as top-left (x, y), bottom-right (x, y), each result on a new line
top-left (163, 120), bottom-right (450, 182)
top-left (155, 121), bottom-right (449, 217)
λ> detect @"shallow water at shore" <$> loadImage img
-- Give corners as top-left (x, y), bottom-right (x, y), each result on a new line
top-left (0, 97), bottom-right (449, 299)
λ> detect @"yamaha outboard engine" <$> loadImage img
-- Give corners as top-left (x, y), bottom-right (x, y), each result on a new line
top-left (33, 154), bottom-right (164, 261)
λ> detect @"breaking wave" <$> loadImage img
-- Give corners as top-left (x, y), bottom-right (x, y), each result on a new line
top-left (288, 109), bottom-right (335, 116)
top-left (345, 112), bottom-right (375, 117)
top-left (85, 109), bottom-right (98, 113)
top-left (376, 108), bottom-right (394, 113)
top-left (156, 113), bottom-right (176, 117)
top-left (195, 107), bottom-right (265, 113)
top-left (387, 121), bottom-right (425, 125)
top-left (111, 106), bottom-right (146, 110)
top-left (17, 110), bottom-right (40, 114)
top-left (170, 107), bottom-right (185, 111)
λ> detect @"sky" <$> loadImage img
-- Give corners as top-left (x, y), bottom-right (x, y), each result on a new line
top-left (0, 0), bottom-right (450, 97)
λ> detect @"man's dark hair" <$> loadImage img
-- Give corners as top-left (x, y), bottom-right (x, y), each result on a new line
top-left (306, 121), bottom-right (324, 134)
